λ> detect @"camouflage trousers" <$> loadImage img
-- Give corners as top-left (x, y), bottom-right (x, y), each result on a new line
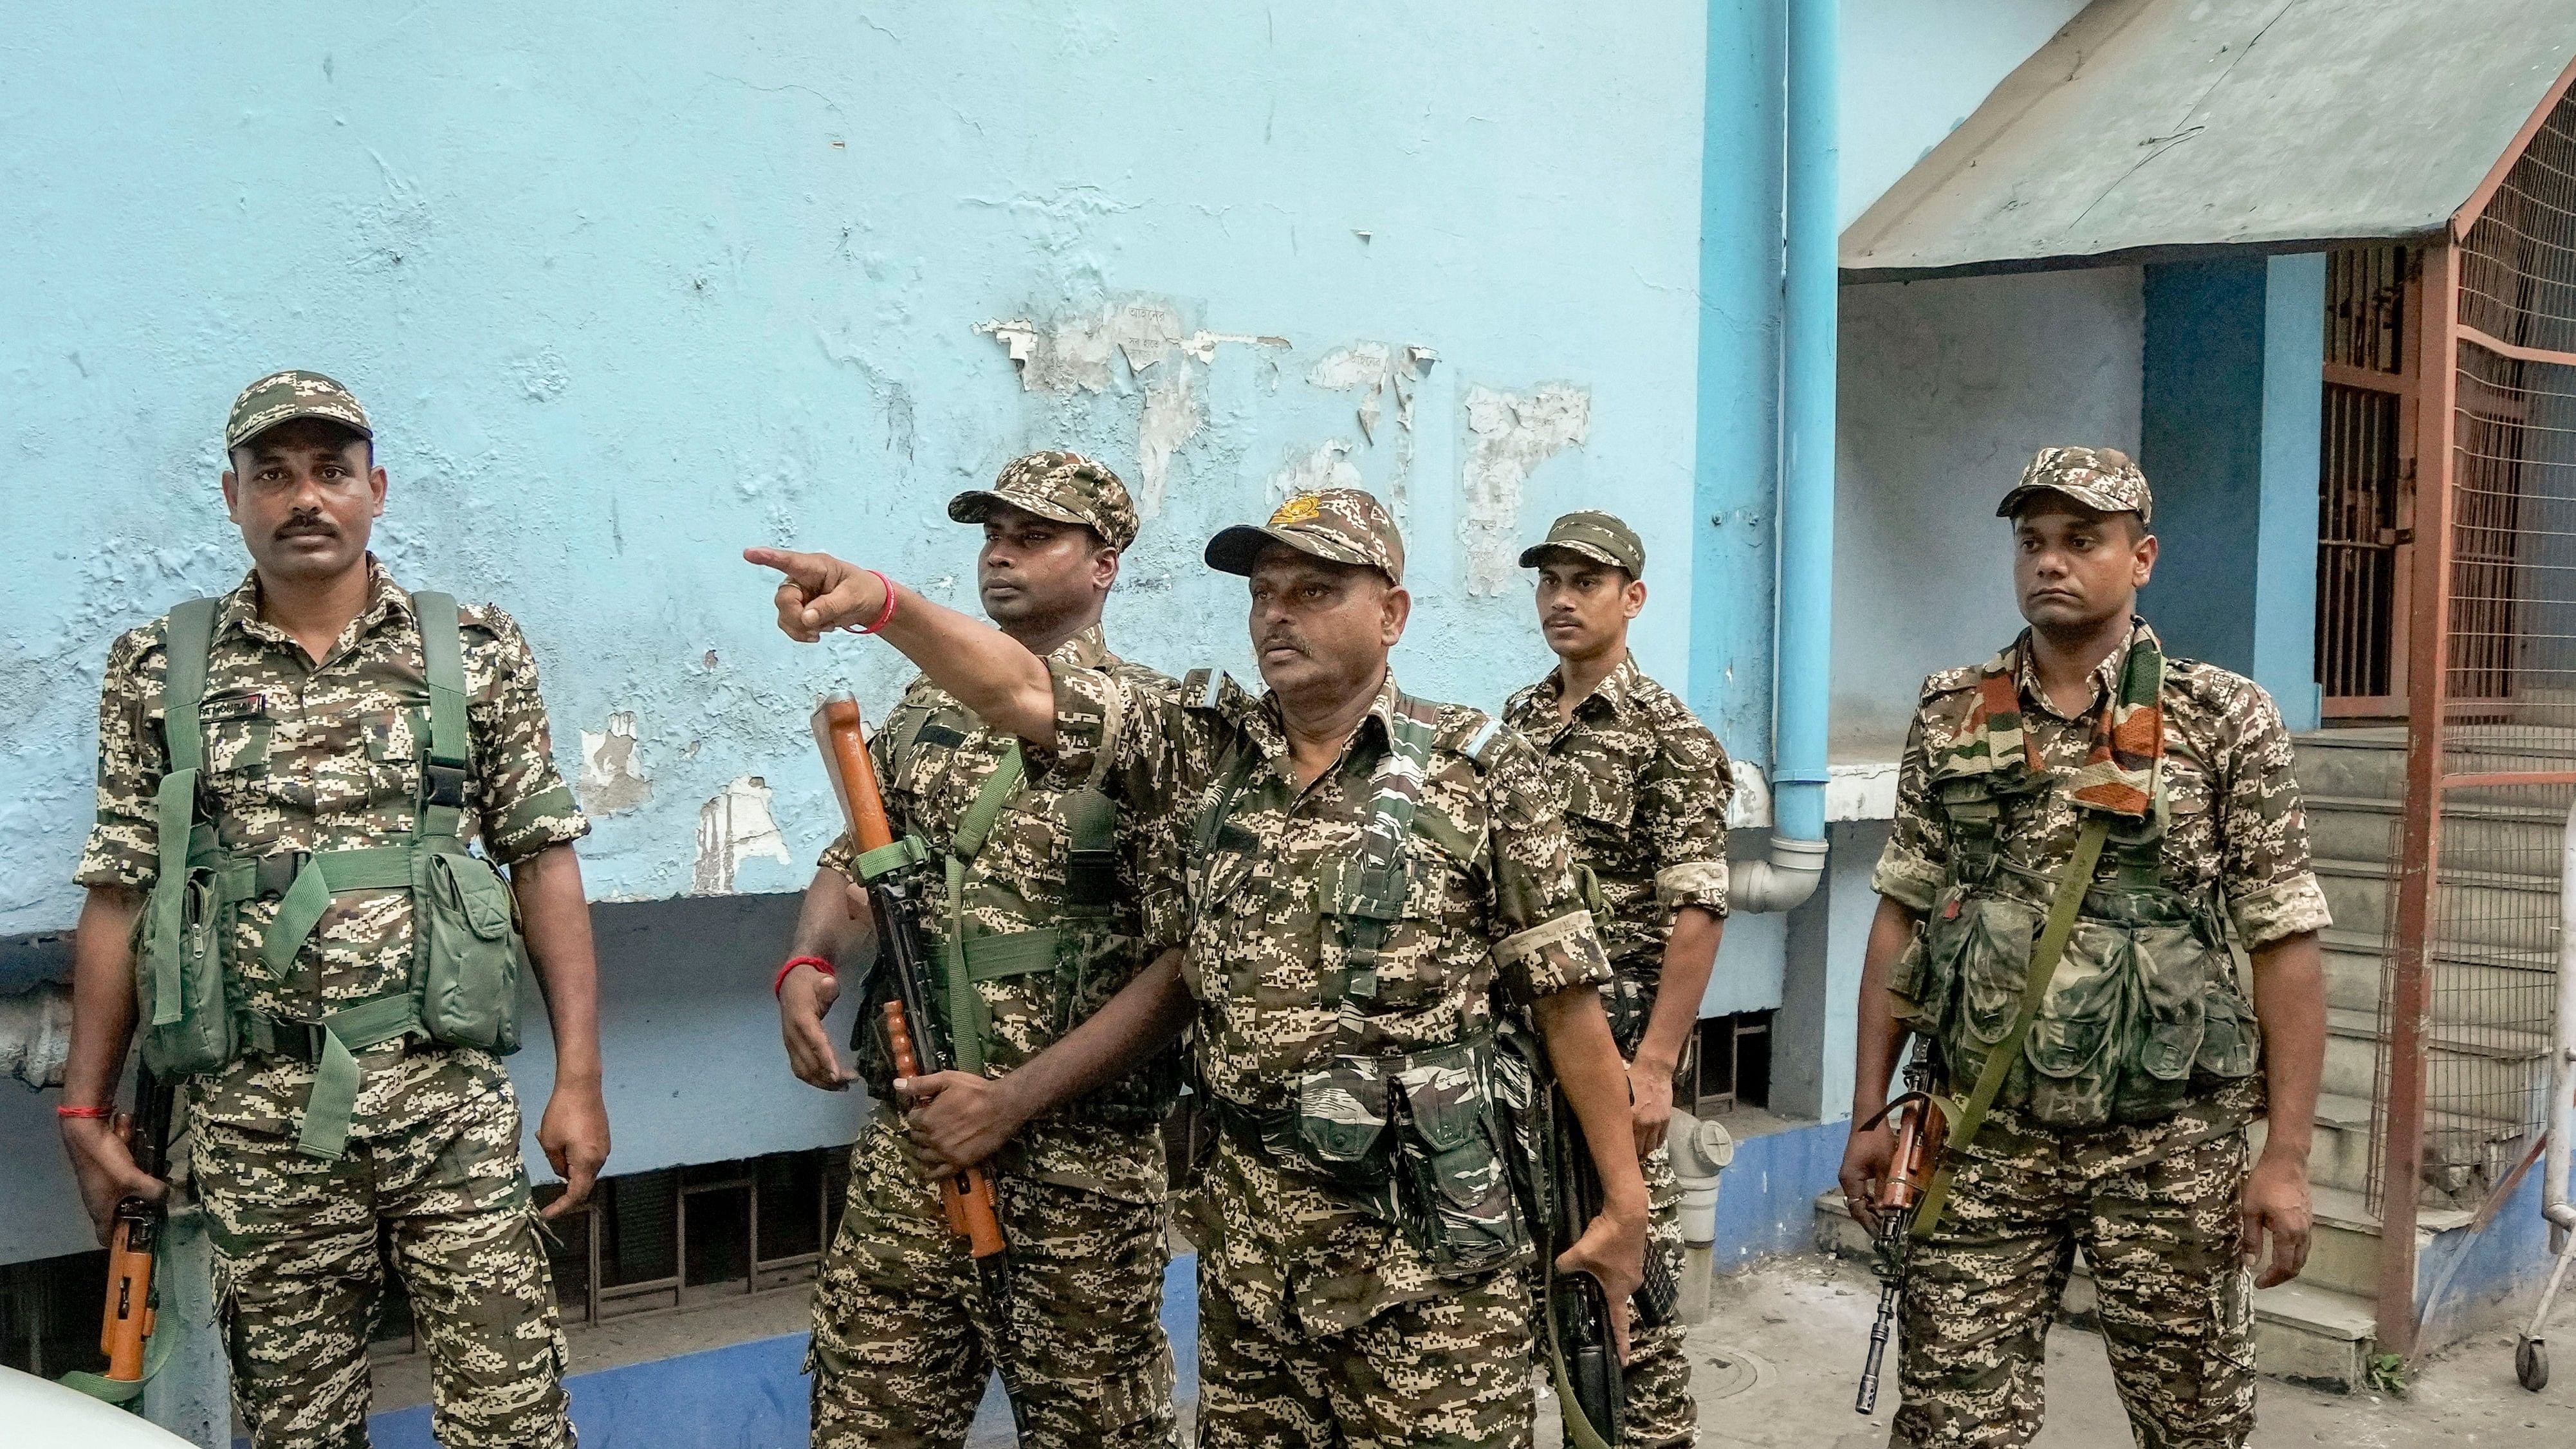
top-left (1197, 1254), bottom-right (1534, 1449)
top-left (196, 1095), bottom-right (571, 1449)
top-left (807, 1115), bottom-right (1177, 1449)
top-left (1535, 1140), bottom-right (1692, 1449)
top-left (1893, 1111), bottom-right (2256, 1449)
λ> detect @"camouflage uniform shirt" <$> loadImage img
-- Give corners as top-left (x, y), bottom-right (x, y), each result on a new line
top-left (77, 559), bottom-right (587, 1135)
top-left (819, 623), bottom-right (1183, 1204)
top-left (1871, 621), bottom-right (2332, 1123)
top-left (1047, 663), bottom-right (1614, 1332)
top-left (1504, 652), bottom-right (1731, 1044)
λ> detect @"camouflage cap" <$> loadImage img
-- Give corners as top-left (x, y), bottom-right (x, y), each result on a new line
top-left (225, 369), bottom-right (373, 452)
top-left (1518, 510), bottom-right (1644, 577)
top-left (1997, 445), bottom-right (2153, 525)
top-left (1204, 487), bottom-right (1405, 586)
top-left (948, 450), bottom-right (1139, 551)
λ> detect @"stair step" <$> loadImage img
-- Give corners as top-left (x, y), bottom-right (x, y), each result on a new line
top-left (1812, 1192), bottom-right (2377, 1388)
top-left (2323, 1005), bottom-right (2557, 1060)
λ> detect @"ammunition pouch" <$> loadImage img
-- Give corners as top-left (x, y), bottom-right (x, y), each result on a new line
top-left (1911, 838), bottom-right (2261, 1129)
top-left (1219, 1034), bottom-right (1527, 1275)
top-left (129, 591), bottom-right (529, 1161)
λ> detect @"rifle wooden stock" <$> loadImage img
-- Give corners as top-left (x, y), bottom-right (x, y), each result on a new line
top-left (98, 1071), bottom-right (174, 1385)
top-left (815, 694), bottom-right (1009, 1270)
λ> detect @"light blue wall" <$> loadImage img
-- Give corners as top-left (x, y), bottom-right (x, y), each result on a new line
top-left (0, 1), bottom-right (1722, 937)
top-left (2140, 254), bottom-right (2325, 727)
top-left (1837, 0), bottom-right (2090, 227)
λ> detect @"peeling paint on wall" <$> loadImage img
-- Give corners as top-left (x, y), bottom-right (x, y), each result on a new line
top-left (578, 711), bottom-right (652, 816)
top-left (1459, 383), bottom-right (1590, 596)
top-left (975, 297), bottom-right (1288, 515)
top-left (1267, 438), bottom-right (1364, 505)
top-left (692, 776), bottom-right (793, 895)
top-left (1306, 343), bottom-right (1435, 514)
top-left (1136, 367), bottom-right (1204, 519)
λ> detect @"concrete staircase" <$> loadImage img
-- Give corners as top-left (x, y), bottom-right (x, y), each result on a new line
top-left (1812, 727), bottom-right (2560, 1389)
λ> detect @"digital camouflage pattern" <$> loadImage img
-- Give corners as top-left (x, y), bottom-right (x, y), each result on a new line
top-left (1045, 658), bottom-right (1612, 1441)
top-left (225, 369), bottom-right (374, 451)
top-left (1516, 509), bottom-right (1647, 578)
top-left (947, 449), bottom-right (1141, 551)
top-left (811, 621), bottom-right (1181, 1442)
top-left (78, 560), bottom-right (588, 1136)
top-left (1504, 651), bottom-right (1724, 1449)
top-left (1203, 486), bottom-right (1408, 584)
top-left (78, 559), bottom-right (584, 1446)
top-left (197, 1080), bottom-right (571, 1449)
top-left (1891, 1093), bottom-right (2259, 1449)
top-left (1195, 1248), bottom-right (1534, 1449)
top-left (1503, 651), bottom-right (1731, 1049)
top-left (1996, 445), bottom-right (2155, 525)
top-left (815, 623), bottom-right (1182, 1203)
top-left (807, 1116), bottom-right (1177, 1449)
top-left (1874, 620), bottom-right (2319, 1444)
top-left (1873, 621), bottom-right (2330, 968)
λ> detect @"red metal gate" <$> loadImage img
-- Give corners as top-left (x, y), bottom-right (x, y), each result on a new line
top-left (2375, 67), bottom-right (2576, 1355)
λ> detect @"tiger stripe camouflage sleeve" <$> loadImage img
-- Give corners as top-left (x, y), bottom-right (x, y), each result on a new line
top-left (461, 605), bottom-right (589, 864)
top-left (1870, 705), bottom-right (1947, 914)
top-left (1481, 725), bottom-right (1615, 1005)
top-left (2208, 678), bottom-right (2332, 950)
top-left (76, 623), bottom-right (170, 891)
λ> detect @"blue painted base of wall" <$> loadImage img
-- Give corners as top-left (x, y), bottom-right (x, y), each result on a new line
top-left (2417, 1167), bottom-right (2571, 1350)
top-left (1709, 1118), bottom-right (1848, 1271)
top-left (350, 1125), bottom-right (1852, 1449)
top-left (355, 1257), bottom-right (1201, 1449)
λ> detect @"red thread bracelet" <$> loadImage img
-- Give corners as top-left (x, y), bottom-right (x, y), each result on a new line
top-left (849, 570), bottom-right (899, 636)
top-left (775, 955), bottom-right (834, 998)
top-left (55, 1104), bottom-right (113, 1120)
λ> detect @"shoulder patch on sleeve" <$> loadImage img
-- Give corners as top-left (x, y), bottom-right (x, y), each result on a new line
top-left (1182, 667), bottom-right (1225, 711)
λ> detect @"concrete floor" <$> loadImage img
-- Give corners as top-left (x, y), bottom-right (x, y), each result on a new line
top-left (1631, 1252), bottom-right (2576, 1449)
top-left (369, 1250), bottom-right (2576, 1448)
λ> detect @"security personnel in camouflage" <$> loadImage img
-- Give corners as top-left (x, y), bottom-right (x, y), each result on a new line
top-left (1839, 448), bottom-right (2331, 1449)
top-left (750, 486), bottom-right (1650, 1449)
top-left (59, 371), bottom-right (608, 1449)
top-left (773, 451), bottom-right (1183, 1448)
top-left (1505, 510), bottom-right (1731, 1449)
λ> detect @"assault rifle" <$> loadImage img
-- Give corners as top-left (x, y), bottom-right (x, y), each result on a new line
top-left (1539, 1078), bottom-right (1680, 1449)
top-left (813, 694), bottom-right (1011, 1313)
top-left (1854, 1054), bottom-right (1946, 1415)
top-left (100, 1066), bottom-right (176, 1390)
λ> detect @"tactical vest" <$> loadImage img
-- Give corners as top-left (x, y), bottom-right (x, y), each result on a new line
top-left (1190, 673), bottom-right (1527, 1277)
top-left (849, 695), bottom-right (1178, 1129)
top-left (1891, 746), bottom-right (2264, 1131)
top-left (133, 593), bottom-right (529, 1161)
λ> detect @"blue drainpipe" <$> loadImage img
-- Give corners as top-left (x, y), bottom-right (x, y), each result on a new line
top-left (1735, 0), bottom-right (1835, 912)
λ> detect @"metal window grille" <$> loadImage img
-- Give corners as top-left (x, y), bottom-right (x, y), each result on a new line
top-left (2368, 73), bottom-right (2576, 1355)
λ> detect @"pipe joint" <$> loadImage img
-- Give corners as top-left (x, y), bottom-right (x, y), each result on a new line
top-left (1732, 833), bottom-right (1828, 915)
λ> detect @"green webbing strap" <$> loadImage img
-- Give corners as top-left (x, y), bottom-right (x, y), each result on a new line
top-left (161, 598), bottom-right (217, 775)
top-left (1543, 1289), bottom-right (1616, 1449)
top-left (144, 772), bottom-right (198, 1029)
top-left (939, 743), bottom-right (1028, 1076)
top-left (856, 836), bottom-right (929, 881)
top-left (143, 599), bottom-right (221, 1030)
top-left (1329, 698), bottom-right (1439, 1009)
top-left (278, 992), bottom-right (423, 1161)
top-left (959, 928), bottom-right (1063, 982)
top-left (254, 847), bottom-right (418, 979)
top-left (414, 591), bottom-right (470, 840)
top-left (1911, 814), bottom-right (2112, 1241)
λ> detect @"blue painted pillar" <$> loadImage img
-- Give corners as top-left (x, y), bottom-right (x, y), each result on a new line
top-left (2140, 252), bottom-right (2326, 728)
top-left (1689, 1), bottom-right (1785, 759)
